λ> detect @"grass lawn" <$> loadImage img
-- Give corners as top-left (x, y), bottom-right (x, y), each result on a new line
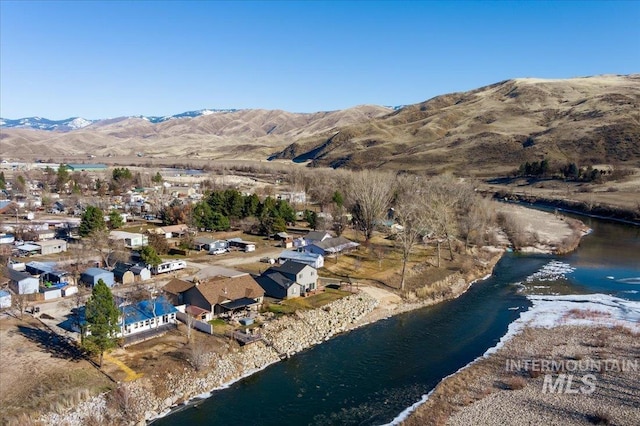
top-left (208, 318), bottom-right (232, 334)
top-left (264, 288), bottom-right (352, 315)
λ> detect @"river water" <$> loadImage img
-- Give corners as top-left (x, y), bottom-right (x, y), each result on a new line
top-left (154, 217), bottom-right (639, 426)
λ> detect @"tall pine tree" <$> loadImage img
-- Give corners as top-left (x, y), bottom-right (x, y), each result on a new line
top-left (83, 279), bottom-right (120, 367)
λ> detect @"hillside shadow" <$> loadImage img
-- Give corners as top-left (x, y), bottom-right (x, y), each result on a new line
top-left (17, 324), bottom-right (85, 361)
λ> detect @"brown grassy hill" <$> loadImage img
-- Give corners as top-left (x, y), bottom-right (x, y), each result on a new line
top-left (272, 75), bottom-right (640, 174)
top-left (1, 75), bottom-right (639, 175)
top-left (0, 105), bottom-right (392, 161)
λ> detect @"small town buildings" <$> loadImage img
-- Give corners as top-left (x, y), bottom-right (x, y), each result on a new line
top-left (0, 233), bottom-right (15, 245)
top-left (16, 243), bottom-right (41, 257)
top-left (256, 261), bottom-right (318, 299)
top-left (65, 163), bottom-right (107, 172)
top-left (0, 290), bottom-right (12, 309)
top-left (80, 267), bottom-right (115, 288)
top-left (61, 285), bottom-right (78, 297)
top-left (113, 263), bottom-right (151, 284)
top-left (130, 264), bottom-right (151, 281)
top-left (303, 231), bottom-right (333, 247)
top-left (26, 261), bottom-right (71, 284)
top-left (109, 231), bottom-right (148, 249)
top-left (35, 228), bottom-right (56, 241)
top-left (120, 296), bottom-right (178, 338)
top-left (113, 263), bottom-right (135, 285)
top-left (159, 224), bottom-right (189, 238)
top-left (227, 237), bottom-right (256, 252)
top-left (36, 239), bottom-right (68, 255)
top-left (6, 268), bottom-right (40, 294)
top-left (278, 251), bottom-right (324, 269)
top-left (305, 236), bottom-right (360, 257)
top-left (184, 275), bottom-right (264, 316)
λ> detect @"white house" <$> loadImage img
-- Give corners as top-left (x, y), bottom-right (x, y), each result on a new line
top-left (120, 296), bottom-right (178, 337)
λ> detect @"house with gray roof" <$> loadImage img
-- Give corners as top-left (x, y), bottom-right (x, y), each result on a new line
top-left (305, 236), bottom-right (360, 257)
top-left (256, 261), bottom-right (318, 299)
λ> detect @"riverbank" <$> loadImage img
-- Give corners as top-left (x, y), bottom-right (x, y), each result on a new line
top-left (401, 295), bottom-right (640, 425)
top-left (36, 204), bottom-right (586, 425)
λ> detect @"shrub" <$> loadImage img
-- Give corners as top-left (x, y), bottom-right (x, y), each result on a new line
top-left (504, 375), bottom-right (527, 390)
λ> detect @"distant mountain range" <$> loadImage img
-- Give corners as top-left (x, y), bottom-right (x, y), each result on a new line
top-left (1, 75), bottom-right (638, 175)
top-left (0, 109), bottom-right (240, 131)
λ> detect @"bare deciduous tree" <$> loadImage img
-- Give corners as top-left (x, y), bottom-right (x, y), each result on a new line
top-left (348, 170), bottom-right (396, 241)
top-left (85, 229), bottom-right (129, 268)
top-left (188, 339), bottom-right (209, 371)
top-left (12, 293), bottom-right (29, 319)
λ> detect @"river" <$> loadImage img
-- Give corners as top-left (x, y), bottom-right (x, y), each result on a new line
top-left (153, 217), bottom-right (639, 426)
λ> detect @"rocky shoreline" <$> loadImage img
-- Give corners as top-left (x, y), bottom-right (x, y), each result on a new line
top-left (38, 253), bottom-right (505, 426)
top-left (38, 205), bottom-right (585, 426)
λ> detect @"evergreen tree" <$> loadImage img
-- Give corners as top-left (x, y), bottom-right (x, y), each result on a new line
top-left (79, 206), bottom-right (106, 237)
top-left (83, 279), bottom-right (120, 367)
top-left (108, 210), bottom-right (124, 229)
top-left (242, 193), bottom-right (260, 218)
top-left (332, 191), bottom-right (344, 209)
top-left (140, 245), bottom-right (162, 267)
top-left (152, 172), bottom-right (163, 183)
top-left (56, 165), bottom-right (70, 192)
top-left (0, 171), bottom-right (5, 189)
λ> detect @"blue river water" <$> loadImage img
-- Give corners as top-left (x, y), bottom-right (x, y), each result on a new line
top-left (153, 216), bottom-right (639, 425)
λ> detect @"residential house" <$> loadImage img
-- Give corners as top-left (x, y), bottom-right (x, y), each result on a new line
top-left (256, 261), bottom-right (318, 299)
top-left (278, 251), bottom-right (324, 269)
top-left (192, 237), bottom-right (229, 252)
top-left (109, 231), bottom-right (148, 249)
top-left (159, 224), bottom-right (189, 238)
top-left (184, 275), bottom-right (264, 316)
top-left (120, 296), bottom-right (178, 338)
top-left (303, 230), bottom-right (333, 247)
top-left (5, 268), bottom-right (39, 294)
top-left (305, 236), bottom-right (360, 257)
top-left (227, 238), bottom-right (256, 252)
top-left (80, 267), bottom-right (115, 288)
top-left (35, 229), bottom-right (56, 241)
top-left (36, 239), bottom-right (67, 255)
top-left (162, 278), bottom-right (195, 305)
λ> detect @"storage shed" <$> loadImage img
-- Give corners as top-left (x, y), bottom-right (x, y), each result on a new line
top-left (80, 268), bottom-right (115, 288)
top-left (7, 269), bottom-right (40, 295)
top-left (0, 290), bottom-right (11, 309)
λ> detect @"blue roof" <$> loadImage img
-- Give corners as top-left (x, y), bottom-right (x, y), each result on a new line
top-left (83, 267), bottom-right (111, 277)
top-left (0, 290), bottom-right (11, 297)
top-left (121, 296), bottom-right (178, 326)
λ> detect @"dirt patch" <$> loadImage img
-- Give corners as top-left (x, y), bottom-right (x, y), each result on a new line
top-left (403, 326), bottom-right (640, 426)
top-left (0, 316), bottom-right (112, 424)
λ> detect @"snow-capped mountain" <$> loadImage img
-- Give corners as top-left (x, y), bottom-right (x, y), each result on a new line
top-left (0, 116), bottom-right (96, 131)
top-left (0, 108), bottom-right (239, 131)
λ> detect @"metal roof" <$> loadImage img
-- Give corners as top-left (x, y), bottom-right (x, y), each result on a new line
top-left (121, 296), bottom-right (178, 326)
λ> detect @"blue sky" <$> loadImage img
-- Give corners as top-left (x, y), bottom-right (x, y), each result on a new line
top-left (1, 1), bottom-right (638, 119)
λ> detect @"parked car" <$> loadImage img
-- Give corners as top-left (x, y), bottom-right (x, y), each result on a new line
top-left (260, 257), bottom-right (276, 264)
top-left (210, 248), bottom-right (227, 255)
